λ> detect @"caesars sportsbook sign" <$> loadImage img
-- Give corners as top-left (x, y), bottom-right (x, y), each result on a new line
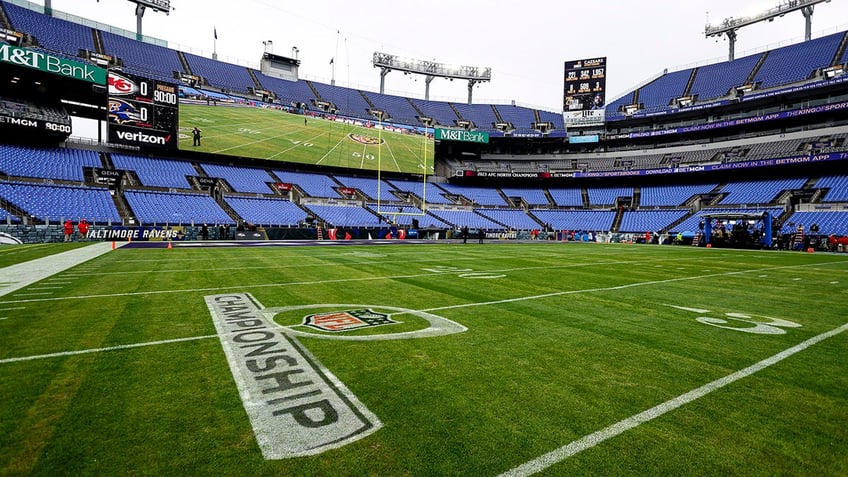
top-left (0, 44), bottom-right (106, 84)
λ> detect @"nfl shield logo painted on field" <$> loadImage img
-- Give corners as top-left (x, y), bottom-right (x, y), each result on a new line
top-left (304, 309), bottom-right (398, 332)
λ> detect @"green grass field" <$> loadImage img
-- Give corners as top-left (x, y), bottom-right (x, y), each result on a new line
top-left (178, 103), bottom-right (434, 174)
top-left (1, 242), bottom-right (847, 475)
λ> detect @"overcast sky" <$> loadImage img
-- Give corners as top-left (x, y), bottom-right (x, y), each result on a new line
top-left (32, 0), bottom-right (848, 111)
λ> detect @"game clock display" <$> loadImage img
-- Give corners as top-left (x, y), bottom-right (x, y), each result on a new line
top-left (107, 70), bottom-right (178, 149)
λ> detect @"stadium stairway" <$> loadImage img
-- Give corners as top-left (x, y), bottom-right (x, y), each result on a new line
top-left (214, 195), bottom-right (243, 226)
top-left (110, 191), bottom-right (134, 224)
top-left (832, 32), bottom-right (848, 66)
top-left (306, 81), bottom-right (322, 102)
top-left (359, 91), bottom-right (377, 113)
top-left (178, 51), bottom-right (193, 76)
top-left (248, 69), bottom-right (263, 90)
top-left (0, 2), bottom-right (11, 30)
top-left (491, 104), bottom-right (503, 124)
top-left (746, 52), bottom-right (769, 85)
top-left (611, 208), bottom-right (624, 232)
top-left (682, 68), bottom-right (698, 97)
top-left (92, 28), bottom-right (105, 54)
top-left (663, 212), bottom-right (693, 234)
top-left (1, 199), bottom-right (29, 224)
top-left (100, 151), bottom-right (115, 169)
top-left (406, 97), bottom-right (426, 121)
top-left (448, 103), bottom-right (464, 125)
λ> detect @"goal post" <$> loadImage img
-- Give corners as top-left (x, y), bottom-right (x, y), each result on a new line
top-left (375, 115), bottom-right (431, 221)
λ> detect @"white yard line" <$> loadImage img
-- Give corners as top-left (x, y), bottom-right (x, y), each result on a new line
top-left (497, 321), bottom-right (848, 477)
top-left (2, 260), bottom-right (843, 366)
top-left (0, 335), bottom-right (218, 364)
top-left (0, 242), bottom-right (121, 298)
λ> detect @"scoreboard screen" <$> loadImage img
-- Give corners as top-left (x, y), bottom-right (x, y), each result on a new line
top-left (564, 57), bottom-right (606, 111)
top-left (107, 70), bottom-right (178, 150)
top-left (563, 57), bottom-right (606, 127)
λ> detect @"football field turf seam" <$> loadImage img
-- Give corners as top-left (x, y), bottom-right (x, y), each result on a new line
top-left (497, 320), bottom-right (848, 477)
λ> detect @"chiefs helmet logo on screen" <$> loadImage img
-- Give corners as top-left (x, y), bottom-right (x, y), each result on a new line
top-left (108, 72), bottom-right (139, 96)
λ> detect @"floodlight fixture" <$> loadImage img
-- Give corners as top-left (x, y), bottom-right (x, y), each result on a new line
top-left (373, 51), bottom-right (491, 103)
top-left (126, 0), bottom-right (171, 38)
top-left (127, 0), bottom-right (171, 14)
top-left (705, 0), bottom-right (831, 60)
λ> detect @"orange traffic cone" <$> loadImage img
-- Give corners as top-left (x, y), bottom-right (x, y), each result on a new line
top-left (167, 240), bottom-right (173, 249)
top-left (111, 241), bottom-right (116, 250)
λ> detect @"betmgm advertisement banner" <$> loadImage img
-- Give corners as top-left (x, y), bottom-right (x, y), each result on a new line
top-left (564, 57), bottom-right (606, 127)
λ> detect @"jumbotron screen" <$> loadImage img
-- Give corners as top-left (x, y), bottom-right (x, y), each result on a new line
top-left (107, 70), bottom-right (179, 150)
top-left (563, 57), bottom-right (606, 127)
top-left (564, 57), bottom-right (606, 111)
top-left (177, 102), bottom-right (434, 175)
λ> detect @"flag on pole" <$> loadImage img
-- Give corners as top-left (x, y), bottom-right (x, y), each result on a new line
top-left (214, 27), bottom-right (218, 40)
top-left (329, 57), bottom-right (334, 65)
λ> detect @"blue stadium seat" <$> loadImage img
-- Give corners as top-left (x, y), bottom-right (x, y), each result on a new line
top-left (0, 181), bottom-right (120, 223)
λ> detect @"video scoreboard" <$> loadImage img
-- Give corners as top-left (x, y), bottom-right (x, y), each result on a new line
top-left (563, 57), bottom-right (606, 127)
top-left (107, 70), bottom-right (178, 150)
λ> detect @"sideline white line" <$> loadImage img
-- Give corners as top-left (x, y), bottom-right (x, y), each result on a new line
top-left (498, 321), bottom-right (848, 477)
top-left (0, 242), bottom-right (118, 298)
top-left (0, 334), bottom-right (218, 365)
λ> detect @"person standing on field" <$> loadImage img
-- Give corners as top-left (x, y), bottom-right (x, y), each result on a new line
top-left (78, 218), bottom-right (89, 241)
top-left (63, 219), bottom-right (74, 242)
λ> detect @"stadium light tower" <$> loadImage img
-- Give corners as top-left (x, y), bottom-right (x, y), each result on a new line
top-left (373, 52), bottom-right (491, 104)
top-left (705, 0), bottom-right (831, 61)
top-left (127, 0), bottom-right (171, 39)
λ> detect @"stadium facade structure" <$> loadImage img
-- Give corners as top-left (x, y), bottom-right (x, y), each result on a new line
top-left (0, 0), bottom-right (847, 244)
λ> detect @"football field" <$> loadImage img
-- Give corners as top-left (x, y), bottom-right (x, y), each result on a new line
top-left (178, 103), bottom-right (434, 174)
top-left (0, 242), bottom-right (846, 475)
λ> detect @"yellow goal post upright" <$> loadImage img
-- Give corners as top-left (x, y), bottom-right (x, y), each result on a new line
top-left (375, 113), bottom-right (431, 224)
